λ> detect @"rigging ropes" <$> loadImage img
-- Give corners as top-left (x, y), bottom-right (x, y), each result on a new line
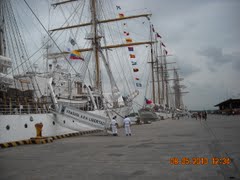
top-left (2, 0), bottom-right (43, 97)
top-left (101, 0), bottom-right (135, 94)
top-left (23, 0), bottom-right (79, 76)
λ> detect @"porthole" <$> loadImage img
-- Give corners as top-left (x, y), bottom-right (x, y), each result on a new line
top-left (72, 120), bottom-right (74, 123)
top-left (6, 125), bottom-right (10, 130)
top-left (24, 124), bottom-right (28, 128)
top-left (63, 120), bottom-right (66, 124)
top-left (53, 121), bottom-right (55, 125)
top-left (30, 116), bottom-right (33, 122)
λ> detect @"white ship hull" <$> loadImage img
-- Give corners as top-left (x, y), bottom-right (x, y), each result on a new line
top-left (0, 113), bottom-right (78, 143)
top-left (155, 111), bottom-right (172, 120)
top-left (0, 104), bottom-right (131, 144)
top-left (56, 105), bottom-right (132, 129)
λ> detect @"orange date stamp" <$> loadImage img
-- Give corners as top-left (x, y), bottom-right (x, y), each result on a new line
top-left (170, 157), bottom-right (231, 165)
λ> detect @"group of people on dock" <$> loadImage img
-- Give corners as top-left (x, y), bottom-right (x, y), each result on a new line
top-left (192, 111), bottom-right (207, 120)
top-left (111, 116), bottom-right (132, 137)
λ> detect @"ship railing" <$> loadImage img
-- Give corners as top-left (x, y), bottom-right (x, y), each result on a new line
top-left (0, 104), bottom-right (51, 115)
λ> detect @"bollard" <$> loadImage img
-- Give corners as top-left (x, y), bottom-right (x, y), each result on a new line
top-left (35, 123), bottom-right (43, 138)
top-left (31, 123), bottom-right (53, 144)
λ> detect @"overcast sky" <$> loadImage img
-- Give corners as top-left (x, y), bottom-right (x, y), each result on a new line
top-left (9, 0), bottom-right (240, 110)
top-left (116, 0), bottom-right (240, 110)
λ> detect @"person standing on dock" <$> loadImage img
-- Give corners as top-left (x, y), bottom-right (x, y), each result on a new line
top-left (123, 116), bottom-right (132, 136)
top-left (177, 114), bottom-right (180, 120)
top-left (111, 116), bottom-right (118, 136)
top-left (198, 112), bottom-right (202, 120)
top-left (203, 111), bottom-right (207, 121)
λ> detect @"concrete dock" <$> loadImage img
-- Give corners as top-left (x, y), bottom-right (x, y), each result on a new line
top-left (0, 115), bottom-right (240, 180)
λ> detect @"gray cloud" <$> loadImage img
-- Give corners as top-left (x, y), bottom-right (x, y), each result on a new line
top-left (232, 59), bottom-right (240, 71)
top-left (199, 47), bottom-right (230, 64)
top-left (198, 47), bottom-right (240, 72)
top-left (172, 57), bottom-right (200, 77)
top-left (181, 64), bottom-right (200, 77)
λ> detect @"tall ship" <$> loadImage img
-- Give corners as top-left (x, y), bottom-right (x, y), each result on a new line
top-left (138, 25), bottom-right (188, 121)
top-left (0, 0), bottom-right (153, 144)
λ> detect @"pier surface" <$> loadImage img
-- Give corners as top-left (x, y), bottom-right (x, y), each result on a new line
top-left (1, 115), bottom-right (240, 180)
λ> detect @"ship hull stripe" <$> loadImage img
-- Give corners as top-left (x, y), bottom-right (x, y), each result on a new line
top-left (0, 130), bottom-right (103, 148)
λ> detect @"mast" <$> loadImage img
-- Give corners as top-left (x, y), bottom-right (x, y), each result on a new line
top-left (172, 68), bottom-right (188, 109)
top-left (150, 24), bottom-right (155, 103)
top-left (163, 53), bottom-right (169, 108)
top-left (90, 0), bottom-right (101, 92)
top-left (174, 68), bottom-right (180, 109)
top-left (155, 35), bottom-right (161, 104)
top-left (160, 43), bottom-right (164, 105)
top-left (0, 24), bottom-right (3, 56)
top-left (0, 3), bottom-right (5, 56)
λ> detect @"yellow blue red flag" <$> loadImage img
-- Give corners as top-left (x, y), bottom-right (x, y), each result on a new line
top-left (70, 50), bottom-right (84, 60)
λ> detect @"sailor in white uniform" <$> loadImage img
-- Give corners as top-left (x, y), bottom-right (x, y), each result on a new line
top-left (111, 116), bottom-right (118, 136)
top-left (123, 116), bottom-right (131, 136)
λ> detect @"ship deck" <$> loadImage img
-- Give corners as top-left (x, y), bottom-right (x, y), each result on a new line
top-left (1, 115), bottom-right (240, 179)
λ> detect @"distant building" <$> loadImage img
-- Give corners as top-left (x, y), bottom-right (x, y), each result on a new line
top-left (214, 98), bottom-right (240, 115)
